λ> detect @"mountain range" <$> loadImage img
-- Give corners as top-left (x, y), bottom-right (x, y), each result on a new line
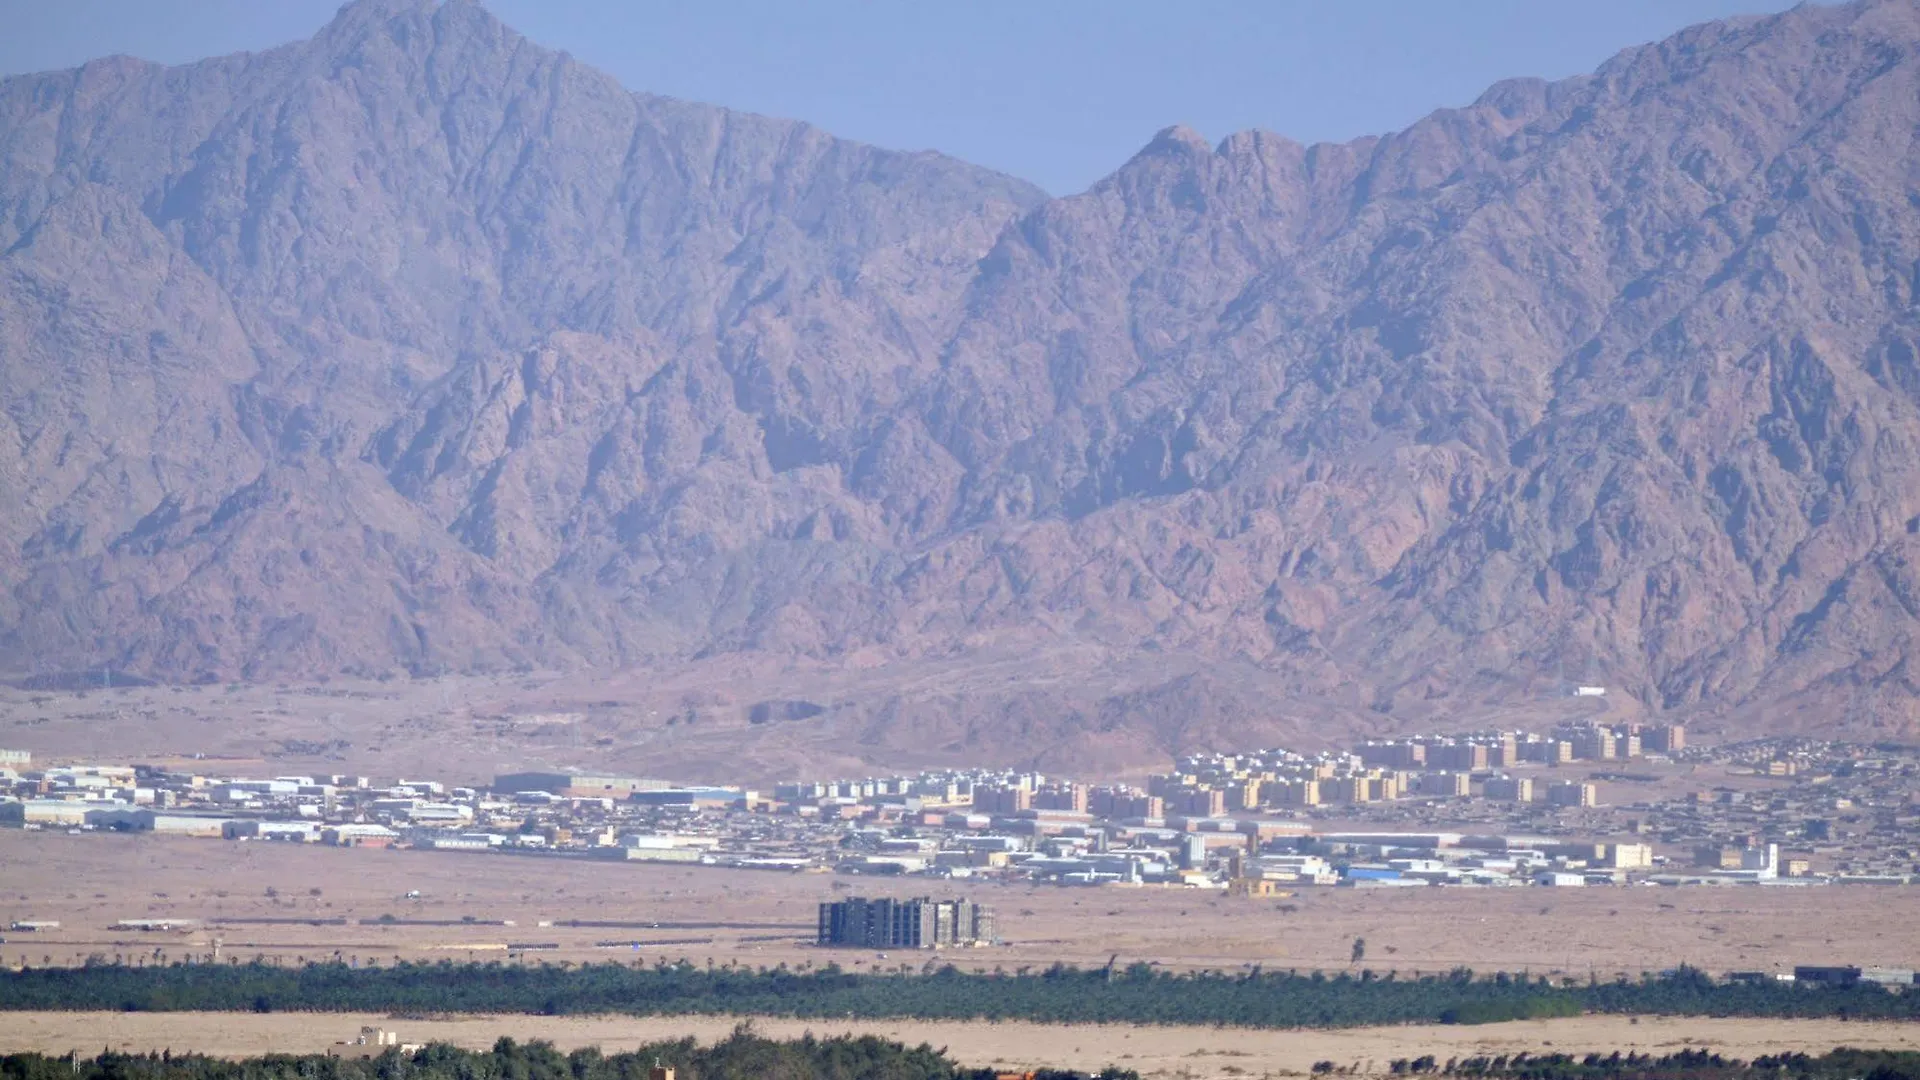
top-left (5, 0), bottom-right (1920, 768)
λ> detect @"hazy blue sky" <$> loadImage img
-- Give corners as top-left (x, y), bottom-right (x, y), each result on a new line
top-left (0, 0), bottom-right (1804, 195)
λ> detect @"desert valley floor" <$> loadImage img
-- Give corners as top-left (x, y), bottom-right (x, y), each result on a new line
top-left (2, 830), bottom-right (1914, 977)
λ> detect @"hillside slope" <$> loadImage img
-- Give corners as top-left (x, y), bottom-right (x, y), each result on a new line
top-left (5, 0), bottom-right (1920, 764)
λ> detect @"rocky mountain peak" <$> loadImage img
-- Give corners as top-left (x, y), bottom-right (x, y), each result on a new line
top-left (305, 0), bottom-right (488, 64)
top-left (1143, 123), bottom-right (1214, 156)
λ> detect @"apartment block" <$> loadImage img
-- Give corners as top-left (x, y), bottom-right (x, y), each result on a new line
top-left (1266, 779), bottom-right (1321, 807)
top-left (975, 786), bottom-right (1033, 815)
top-left (1032, 784), bottom-right (1088, 813)
top-left (1517, 739), bottom-right (1576, 765)
top-left (1090, 790), bottom-right (1163, 820)
top-left (1416, 771), bottom-right (1471, 798)
top-left (1147, 774), bottom-right (1195, 798)
top-left (1425, 743), bottom-right (1488, 771)
top-left (1487, 733), bottom-right (1518, 768)
top-left (1569, 729), bottom-right (1617, 761)
top-left (1228, 780), bottom-right (1262, 812)
top-left (817, 896), bottom-right (994, 949)
top-left (1546, 780), bottom-right (1599, 808)
top-left (1359, 742), bottom-right (1425, 768)
top-left (1482, 776), bottom-right (1534, 803)
top-left (1336, 776), bottom-right (1378, 803)
top-left (1174, 788), bottom-right (1227, 817)
top-left (1642, 724), bottom-right (1687, 753)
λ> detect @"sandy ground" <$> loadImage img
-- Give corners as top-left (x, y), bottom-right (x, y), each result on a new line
top-left (3, 1011), bottom-right (1919, 1076)
top-left (4, 830), bottom-right (1918, 978)
top-left (0, 657), bottom-right (1342, 786)
top-left (0, 661), bottom-right (1624, 787)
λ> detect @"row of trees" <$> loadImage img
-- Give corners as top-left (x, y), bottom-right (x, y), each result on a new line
top-left (1403, 1048), bottom-right (1920, 1079)
top-left (6, 1041), bottom-right (1917, 1080)
top-left (2, 960), bottom-right (1918, 1028)
top-left (0, 1032), bottom-right (1140, 1080)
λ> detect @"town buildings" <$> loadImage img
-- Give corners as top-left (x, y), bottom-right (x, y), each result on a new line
top-left (3, 726), bottom-right (1915, 894)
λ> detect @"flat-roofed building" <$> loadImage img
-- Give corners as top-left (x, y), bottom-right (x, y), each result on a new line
top-left (1482, 776), bottom-right (1533, 802)
top-left (1033, 784), bottom-right (1089, 813)
top-left (1487, 733), bottom-right (1518, 768)
top-left (1570, 729), bottom-right (1617, 761)
top-left (405, 802), bottom-right (474, 822)
top-left (1257, 854), bottom-right (1337, 885)
top-left (629, 786), bottom-right (748, 809)
top-left (1325, 776), bottom-right (1369, 804)
top-left (1417, 772), bottom-right (1471, 798)
top-left (1366, 775), bottom-right (1401, 801)
top-left (1546, 781), bottom-right (1599, 808)
top-left (1425, 743), bottom-right (1488, 771)
top-left (1227, 780), bottom-right (1262, 812)
top-left (213, 779), bottom-right (298, 800)
top-left (1089, 790), bottom-right (1162, 820)
top-left (0, 799), bottom-right (128, 826)
top-left (112, 918), bottom-right (197, 931)
top-left (491, 772), bottom-right (675, 798)
top-left (112, 811), bottom-right (234, 837)
top-left (1267, 779), bottom-right (1321, 807)
top-left (1358, 741), bottom-right (1424, 769)
top-left (322, 823), bottom-right (398, 847)
top-left (223, 820), bottom-right (319, 842)
top-left (975, 785), bottom-right (1033, 815)
top-left (1642, 724), bottom-right (1686, 753)
top-left (1606, 843), bottom-right (1653, 869)
top-left (1526, 740), bottom-right (1575, 765)
top-left (818, 896), bottom-right (994, 949)
top-left (1794, 965), bottom-right (1861, 986)
top-left (1174, 788), bottom-right (1227, 817)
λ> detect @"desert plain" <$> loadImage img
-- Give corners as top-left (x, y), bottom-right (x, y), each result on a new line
top-left (7, 817), bottom-right (1920, 1076)
top-left (2, 829), bottom-right (1915, 977)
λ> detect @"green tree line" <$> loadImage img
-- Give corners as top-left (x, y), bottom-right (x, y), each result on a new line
top-left (9, 1041), bottom-right (1920, 1080)
top-left (1, 960), bottom-right (1917, 1028)
top-left (0, 1031), bottom-right (1138, 1080)
top-left (1400, 1047), bottom-right (1920, 1079)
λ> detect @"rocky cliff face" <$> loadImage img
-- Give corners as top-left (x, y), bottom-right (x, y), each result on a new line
top-left (0, 0), bottom-right (1043, 680)
top-left (5, 0), bottom-right (1920, 759)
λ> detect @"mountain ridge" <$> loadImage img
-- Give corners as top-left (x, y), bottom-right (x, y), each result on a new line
top-left (4, 0), bottom-right (1920, 770)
